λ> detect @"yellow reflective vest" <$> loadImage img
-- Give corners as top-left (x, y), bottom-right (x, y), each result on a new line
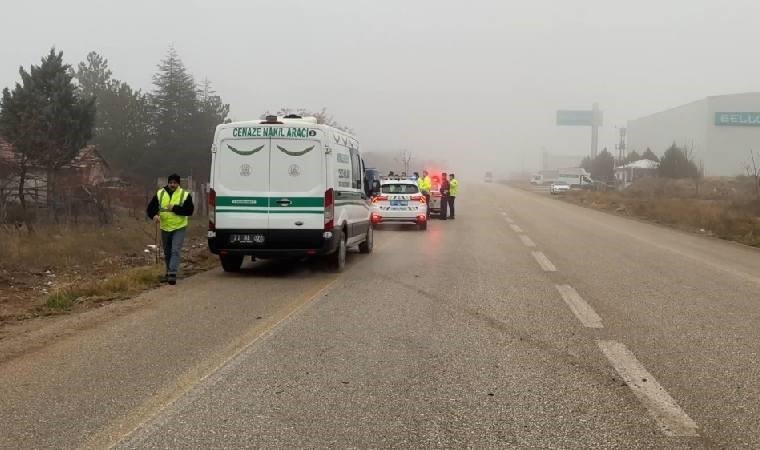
top-left (158, 187), bottom-right (189, 232)
top-left (449, 178), bottom-right (459, 196)
top-left (418, 176), bottom-right (432, 192)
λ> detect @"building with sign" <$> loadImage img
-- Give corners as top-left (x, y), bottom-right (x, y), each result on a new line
top-left (627, 92), bottom-right (760, 176)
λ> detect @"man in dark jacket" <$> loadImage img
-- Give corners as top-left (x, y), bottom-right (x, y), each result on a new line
top-left (439, 172), bottom-right (450, 220)
top-left (146, 174), bottom-right (194, 285)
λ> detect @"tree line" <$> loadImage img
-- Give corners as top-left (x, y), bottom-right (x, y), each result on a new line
top-left (581, 143), bottom-right (701, 182)
top-left (0, 46), bottom-right (230, 200)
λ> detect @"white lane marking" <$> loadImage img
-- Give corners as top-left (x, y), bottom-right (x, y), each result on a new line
top-left (598, 340), bottom-right (699, 437)
top-left (509, 224), bottom-right (523, 233)
top-left (531, 251), bottom-right (556, 272)
top-left (518, 234), bottom-right (536, 247)
top-left (555, 284), bottom-right (603, 328)
top-left (500, 211), bottom-right (507, 216)
top-left (505, 217), bottom-right (515, 224)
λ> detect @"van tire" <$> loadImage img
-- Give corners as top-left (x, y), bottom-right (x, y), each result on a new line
top-left (328, 231), bottom-right (346, 272)
top-left (418, 222), bottom-right (427, 231)
top-left (359, 225), bottom-right (373, 254)
top-left (220, 254), bottom-right (244, 272)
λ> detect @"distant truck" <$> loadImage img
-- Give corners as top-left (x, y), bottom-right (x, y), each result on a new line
top-left (532, 168), bottom-right (592, 188)
top-left (484, 171), bottom-right (493, 183)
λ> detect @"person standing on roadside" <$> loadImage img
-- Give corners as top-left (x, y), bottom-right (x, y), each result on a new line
top-left (418, 170), bottom-right (432, 217)
top-left (146, 174), bottom-right (194, 285)
top-left (439, 172), bottom-right (450, 220)
top-left (448, 173), bottom-right (459, 219)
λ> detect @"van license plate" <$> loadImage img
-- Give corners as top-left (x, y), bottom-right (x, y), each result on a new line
top-left (390, 200), bottom-right (408, 206)
top-left (230, 234), bottom-right (263, 244)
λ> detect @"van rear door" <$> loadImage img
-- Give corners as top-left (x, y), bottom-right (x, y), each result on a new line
top-left (268, 133), bottom-right (325, 231)
top-left (215, 137), bottom-right (270, 230)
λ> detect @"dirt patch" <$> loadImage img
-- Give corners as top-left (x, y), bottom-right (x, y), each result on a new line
top-left (0, 219), bottom-right (217, 328)
top-left (560, 177), bottom-right (760, 247)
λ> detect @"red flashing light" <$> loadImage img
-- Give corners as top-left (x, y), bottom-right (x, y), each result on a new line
top-left (208, 188), bottom-right (216, 230)
top-left (324, 188), bottom-right (335, 230)
top-left (417, 214), bottom-right (427, 223)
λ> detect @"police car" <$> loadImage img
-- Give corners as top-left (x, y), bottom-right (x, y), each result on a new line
top-left (370, 178), bottom-right (428, 231)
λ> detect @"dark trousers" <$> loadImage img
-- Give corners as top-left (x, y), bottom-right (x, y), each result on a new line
top-left (440, 194), bottom-right (448, 219)
top-left (447, 196), bottom-right (456, 218)
top-left (423, 192), bottom-right (431, 217)
top-left (161, 227), bottom-right (187, 277)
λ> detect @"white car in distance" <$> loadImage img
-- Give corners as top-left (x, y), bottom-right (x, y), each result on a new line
top-left (370, 179), bottom-right (428, 230)
top-left (550, 181), bottom-right (571, 195)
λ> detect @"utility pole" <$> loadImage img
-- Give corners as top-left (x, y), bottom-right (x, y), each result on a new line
top-left (591, 102), bottom-right (601, 159)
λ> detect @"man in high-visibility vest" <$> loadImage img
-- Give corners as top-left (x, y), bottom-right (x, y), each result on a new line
top-left (418, 170), bottom-right (432, 217)
top-left (448, 173), bottom-right (459, 219)
top-left (146, 173), bottom-right (195, 285)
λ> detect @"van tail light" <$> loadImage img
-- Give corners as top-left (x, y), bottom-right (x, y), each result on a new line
top-left (208, 188), bottom-right (216, 231)
top-left (371, 195), bottom-right (388, 204)
top-left (417, 214), bottom-right (427, 223)
top-left (410, 195), bottom-right (426, 203)
top-left (324, 188), bottom-right (334, 230)
top-left (371, 213), bottom-right (382, 224)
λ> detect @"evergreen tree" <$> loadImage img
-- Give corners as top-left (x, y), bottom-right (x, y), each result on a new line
top-left (150, 46), bottom-right (198, 178)
top-left (0, 48), bottom-right (95, 207)
top-left (641, 147), bottom-right (659, 162)
top-left (624, 150), bottom-right (641, 164)
top-left (73, 51), bottom-right (153, 179)
top-left (580, 156), bottom-right (592, 172)
top-left (590, 149), bottom-right (615, 182)
top-left (659, 143), bottom-right (698, 179)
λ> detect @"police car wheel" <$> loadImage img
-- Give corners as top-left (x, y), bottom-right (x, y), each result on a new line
top-left (220, 254), bottom-right (244, 272)
top-left (359, 225), bottom-right (373, 254)
top-left (328, 232), bottom-right (346, 272)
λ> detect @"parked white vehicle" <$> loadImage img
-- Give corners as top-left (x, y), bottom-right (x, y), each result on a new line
top-left (370, 179), bottom-right (428, 230)
top-left (550, 181), bottom-right (572, 194)
top-left (207, 115), bottom-right (373, 272)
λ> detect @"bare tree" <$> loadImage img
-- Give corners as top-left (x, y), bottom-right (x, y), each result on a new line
top-left (395, 149), bottom-right (413, 175)
top-left (746, 149), bottom-right (760, 200)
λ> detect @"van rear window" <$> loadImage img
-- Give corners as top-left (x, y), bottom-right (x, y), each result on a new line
top-left (381, 184), bottom-right (419, 194)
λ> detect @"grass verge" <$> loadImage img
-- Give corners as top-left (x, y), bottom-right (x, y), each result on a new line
top-left (44, 265), bottom-right (164, 311)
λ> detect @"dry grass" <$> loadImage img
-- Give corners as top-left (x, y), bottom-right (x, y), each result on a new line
top-left (45, 265), bottom-right (164, 310)
top-left (565, 177), bottom-right (760, 247)
top-left (0, 217), bottom-right (215, 321)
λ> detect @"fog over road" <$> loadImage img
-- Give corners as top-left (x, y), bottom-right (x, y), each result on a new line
top-left (2, 184), bottom-right (760, 449)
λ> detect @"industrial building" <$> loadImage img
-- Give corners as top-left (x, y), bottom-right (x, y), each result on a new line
top-left (627, 92), bottom-right (760, 176)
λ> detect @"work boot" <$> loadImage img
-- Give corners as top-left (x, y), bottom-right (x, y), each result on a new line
top-left (168, 274), bottom-right (177, 285)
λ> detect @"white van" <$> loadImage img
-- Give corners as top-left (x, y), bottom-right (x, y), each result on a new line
top-left (207, 115), bottom-right (373, 272)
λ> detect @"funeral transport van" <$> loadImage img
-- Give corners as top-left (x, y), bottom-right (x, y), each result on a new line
top-left (207, 115), bottom-right (373, 272)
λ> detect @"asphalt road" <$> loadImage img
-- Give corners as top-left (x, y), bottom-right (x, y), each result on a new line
top-left (2, 183), bottom-right (760, 448)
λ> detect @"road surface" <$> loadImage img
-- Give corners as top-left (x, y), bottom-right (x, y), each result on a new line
top-left (2, 184), bottom-right (760, 449)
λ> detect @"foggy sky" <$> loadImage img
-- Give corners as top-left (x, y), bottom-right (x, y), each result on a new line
top-left (2, 0), bottom-right (759, 179)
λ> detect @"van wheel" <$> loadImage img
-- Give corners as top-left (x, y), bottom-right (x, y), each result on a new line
top-left (418, 222), bottom-right (427, 231)
top-left (328, 232), bottom-right (346, 272)
top-left (359, 225), bottom-right (374, 254)
top-left (220, 254), bottom-right (244, 272)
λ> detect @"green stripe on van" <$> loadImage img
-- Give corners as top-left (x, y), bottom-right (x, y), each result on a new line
top-left (216, 196), bottom-right (324, 208)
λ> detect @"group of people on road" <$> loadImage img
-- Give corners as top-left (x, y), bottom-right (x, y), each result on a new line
top-left (413, 170), bottom-right (459, 220)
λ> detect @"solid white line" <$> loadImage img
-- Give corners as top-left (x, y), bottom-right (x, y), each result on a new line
top-left (518, 234), bottom-right (536, 247)
top-left (598, 340), bottom-right (699, 437)
top-left (531, 251), bottom-right (556, 272)
top-left (509, 224), bottom-right (523, 233)
top-left (555, 285), bottom-right (603, 328)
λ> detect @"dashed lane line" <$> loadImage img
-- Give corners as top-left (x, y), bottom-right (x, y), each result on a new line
top-left (531, 251), bottom-right (557, 272)
top-left (518, 234), bottom-right (536, 248)
top-left (509, 224), bottom-right (523, 233)
top-left (598, 340), bottom-right (699, 437)
top-left (555, 284), bottom-right (603, 328)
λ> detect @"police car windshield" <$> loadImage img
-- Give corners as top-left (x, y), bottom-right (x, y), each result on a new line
top-left (381, 184), bottom-right (419, 194)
